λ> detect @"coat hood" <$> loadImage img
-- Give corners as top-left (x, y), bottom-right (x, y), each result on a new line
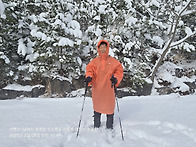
top-left (97, 40), bottom-right (109, 59)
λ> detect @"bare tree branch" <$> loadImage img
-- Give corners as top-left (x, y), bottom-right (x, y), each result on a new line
top-left (179, 0), bottom-right (192, 16)
top-left (168, 17), bottom-right (175, 39)
top-left (170, 31), bottom-right (196, 48)
top-left (182, 10), bottom-right (196, 16)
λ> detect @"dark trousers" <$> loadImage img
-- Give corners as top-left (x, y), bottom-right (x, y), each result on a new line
top-left (93, 111), bottom-right (114, 129)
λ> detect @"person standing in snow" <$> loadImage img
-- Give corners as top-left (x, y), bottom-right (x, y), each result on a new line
top-left (85, 40), bottom-right (123, 129)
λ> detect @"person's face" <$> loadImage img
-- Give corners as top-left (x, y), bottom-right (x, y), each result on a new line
top-left (99, 44), bottom-right (107, 54)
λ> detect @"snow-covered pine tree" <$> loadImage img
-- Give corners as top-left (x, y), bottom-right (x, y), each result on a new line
top-left (0, 0), bottom-right (28, 86)
top-left (17, 0), bottom-right (83, 80)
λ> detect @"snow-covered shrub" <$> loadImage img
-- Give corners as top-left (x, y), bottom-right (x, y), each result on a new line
top-left (155, 61), bottom-right (196, 95)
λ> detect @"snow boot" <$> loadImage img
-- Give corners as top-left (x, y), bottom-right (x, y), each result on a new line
top-left (93, 111), bottom-right (101, 128)
top-left (106, 113), bottom-right (114, 129)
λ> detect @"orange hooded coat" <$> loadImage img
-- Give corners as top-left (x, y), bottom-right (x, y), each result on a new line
top-left (86, 40), bottom-right (123, 114)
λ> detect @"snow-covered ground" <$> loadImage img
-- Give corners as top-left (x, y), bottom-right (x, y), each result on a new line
top-left (0, 94), bottom-right (196, 147)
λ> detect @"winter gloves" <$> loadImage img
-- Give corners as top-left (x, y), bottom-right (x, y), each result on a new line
top-left (85, 76), bottom-right (117, 86)
top-left (85, 76), bottom-right (92, 83)
top-left (110, 76), bottom-right (117, 86)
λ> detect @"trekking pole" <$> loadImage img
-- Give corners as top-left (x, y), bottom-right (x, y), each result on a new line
top-left (76, 81), bottom-right (88, 138)
top-left (112, 83), bottom-right (124, 141)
